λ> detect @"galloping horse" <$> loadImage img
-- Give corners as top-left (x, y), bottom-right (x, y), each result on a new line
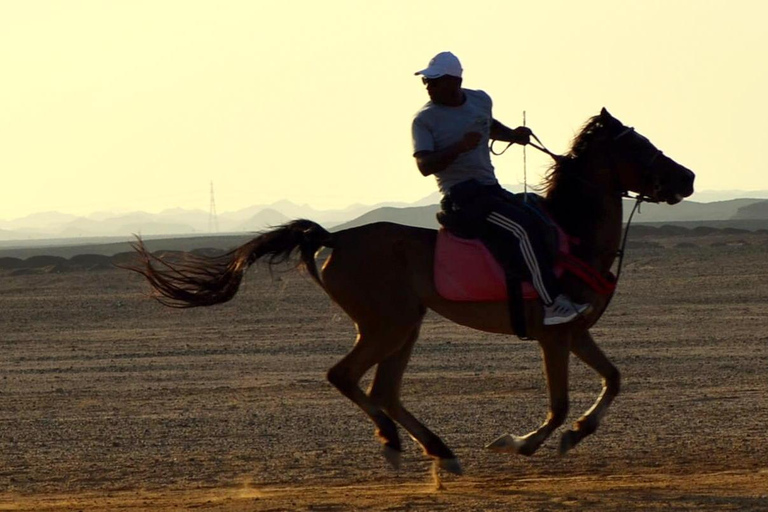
top-left (126, 109), bottom-right (694, 478)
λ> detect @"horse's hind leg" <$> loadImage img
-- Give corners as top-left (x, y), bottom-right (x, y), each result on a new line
top-left (487, 333), bottom-right (571, 456)
top-left (558, 329), bottom-right (620, 455)
top-left (326, 321), bottom-right (418, 464)
top-left (367, 323), bottom-right (462, 476)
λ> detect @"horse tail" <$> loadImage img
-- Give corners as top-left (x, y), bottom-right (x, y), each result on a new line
top-left (125, 219), bottom-right (333, 308)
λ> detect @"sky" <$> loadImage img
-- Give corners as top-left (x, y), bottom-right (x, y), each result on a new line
top-left (1, 0), bottom-right (766, 220)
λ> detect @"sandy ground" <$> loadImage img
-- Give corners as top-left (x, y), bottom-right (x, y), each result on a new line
top-left (1, 232), bottom-right (767, 511)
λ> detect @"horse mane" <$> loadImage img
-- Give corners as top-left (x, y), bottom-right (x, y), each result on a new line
top-left (539, 113), bottom-right (621, 238)
top-left (541, 113), bottom-right (609, 198)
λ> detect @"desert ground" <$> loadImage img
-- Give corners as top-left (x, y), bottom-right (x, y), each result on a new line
top-left (1, 228), bottom-right (767, 511)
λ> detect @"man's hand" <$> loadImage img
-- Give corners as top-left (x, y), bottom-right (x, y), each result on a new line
top-left (415, 131), bottom-right (482, 177)
top-left (490, 119), bottom-right (531, 145)
top-left (511, 126), bottom-right (532, 145)
top-left (461, 131), bottom-right (482, 152)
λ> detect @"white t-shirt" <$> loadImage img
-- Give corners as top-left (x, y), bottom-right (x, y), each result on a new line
top-left (412, 89), bottom-right (498, 194)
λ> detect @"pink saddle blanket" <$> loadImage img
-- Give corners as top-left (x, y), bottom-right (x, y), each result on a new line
top-left (434, 229), bottom-right (568, 302)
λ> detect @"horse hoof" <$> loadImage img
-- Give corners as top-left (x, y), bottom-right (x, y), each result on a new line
top-left (437, 457), bottom-right (463, 476)
top-left (485, 433), bottom-right (525, 454)
top-left (382, 445), bottom-right (401, 470)
top-left (558, 429), bottom-right (578, 456)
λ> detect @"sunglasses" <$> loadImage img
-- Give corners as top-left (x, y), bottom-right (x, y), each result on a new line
top-left (421, 75), bottom-right (454, 86)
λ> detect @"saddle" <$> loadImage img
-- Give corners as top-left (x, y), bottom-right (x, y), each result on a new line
top-left (434, 203), bottom-right (617, 303)
top-left (434, 227), bottom-right (568, 302)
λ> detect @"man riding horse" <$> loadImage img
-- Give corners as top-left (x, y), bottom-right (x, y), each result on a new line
top-left (412, 51), bottom-right (589, 326)
top-left (125, 59), bottom-right (696, 480)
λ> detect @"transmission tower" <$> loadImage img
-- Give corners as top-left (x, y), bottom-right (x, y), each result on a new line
top-left (208, 181), bottom-right (219, 233)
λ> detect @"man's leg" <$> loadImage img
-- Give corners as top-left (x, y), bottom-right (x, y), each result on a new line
top-left (481, 200), bottom-right (560, 305)
top-left (479, 199), bottom-right (590, 326)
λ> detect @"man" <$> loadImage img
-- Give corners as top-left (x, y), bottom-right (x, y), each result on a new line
top-left (412, 51), bottom-right (588, 326)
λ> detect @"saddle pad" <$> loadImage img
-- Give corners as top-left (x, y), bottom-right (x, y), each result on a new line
top-left (434, 229), bottom-right (567, 302)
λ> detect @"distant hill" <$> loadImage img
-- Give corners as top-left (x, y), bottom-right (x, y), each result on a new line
top-left (733, 200), bottom-right (768, 220)
top-left (0, 199), bottom-right (418, 241)
top-left (0, 234), bottom-right (254, 260)
top-left (330, 198), bottom-right (768, 233)
top-left (236, 208), bottom-right (290, 232)
top-left (621, 198), bottom-right (764, 222)
top-left (3, 194), bottom-right (768, 246)
top-left (1, 222), bottom-right (765, 263)
top-left (691, 190), bottom-right (768, 202)
top-left (332, 205), bottom-right (440, 231)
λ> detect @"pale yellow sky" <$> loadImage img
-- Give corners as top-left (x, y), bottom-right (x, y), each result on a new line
top-left (1, 0), bottom-right (766, 219)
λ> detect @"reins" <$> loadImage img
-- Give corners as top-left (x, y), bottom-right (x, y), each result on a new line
top-left (491, 133), bottom-right (564, 163)
top-left (528, 134), bottom-right (564, 163)
top-left (614, 194), bottom-right (643, 285)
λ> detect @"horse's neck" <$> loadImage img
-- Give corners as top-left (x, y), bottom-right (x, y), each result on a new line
top-left (547, 180), bottom-right (624, 274)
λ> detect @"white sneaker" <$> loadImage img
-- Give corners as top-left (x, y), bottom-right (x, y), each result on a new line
top-left (543, 294), bottom-right (590, 326)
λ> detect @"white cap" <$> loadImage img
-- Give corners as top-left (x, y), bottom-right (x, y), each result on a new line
top-left (414, 51), bottom-right (463, 79)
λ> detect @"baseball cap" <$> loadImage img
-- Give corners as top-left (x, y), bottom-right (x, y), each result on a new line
top-left (414, 51), bottom-right (463, 79)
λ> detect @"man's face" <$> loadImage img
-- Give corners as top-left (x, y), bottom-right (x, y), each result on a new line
top-left (422, 75), bottom-right (462, 104)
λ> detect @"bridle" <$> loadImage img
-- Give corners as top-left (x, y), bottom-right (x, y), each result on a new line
top-left (612, 126), bottom-right (664, 206)
top-left (608, 126), bottom-right (664, 285)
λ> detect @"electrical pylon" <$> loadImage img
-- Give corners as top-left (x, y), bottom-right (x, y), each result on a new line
top-left (208, 181), bottom-right (219, 233)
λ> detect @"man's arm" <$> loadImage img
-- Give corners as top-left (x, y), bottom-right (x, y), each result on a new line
top-left (414, 132), bottom-right (481, 177)
top-left (490, 119), bottom-right (531, 145)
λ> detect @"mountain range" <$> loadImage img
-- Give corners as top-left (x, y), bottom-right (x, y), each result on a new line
top-left (2, 189), bottom-right (768, 246)
top-left (0, 197), bottom-right (432, 242)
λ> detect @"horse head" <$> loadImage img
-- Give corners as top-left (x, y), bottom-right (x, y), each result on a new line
top-left (598, 108), bottom-right (695, 204)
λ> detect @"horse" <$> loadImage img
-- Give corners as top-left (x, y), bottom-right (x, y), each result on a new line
top-left (124, 108), bottom-right (695, 480)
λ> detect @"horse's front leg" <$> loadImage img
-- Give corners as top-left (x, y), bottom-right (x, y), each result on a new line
top-left (487, 333), bottom-right (570, 456)
top-left (558, 329), bottom-right (620, 455)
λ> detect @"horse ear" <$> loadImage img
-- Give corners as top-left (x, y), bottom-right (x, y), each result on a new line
top-left (600, 107), bottom-right (613, 119)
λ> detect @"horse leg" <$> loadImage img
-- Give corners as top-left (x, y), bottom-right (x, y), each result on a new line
top-left (558, 329), bottom-right (620, 455)
top-left (487, 333), bottom-right (571, 456)
top-left (367, 323), bottom-right (463, 477)
top-left (326, 323), bottom-right (416, 465)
